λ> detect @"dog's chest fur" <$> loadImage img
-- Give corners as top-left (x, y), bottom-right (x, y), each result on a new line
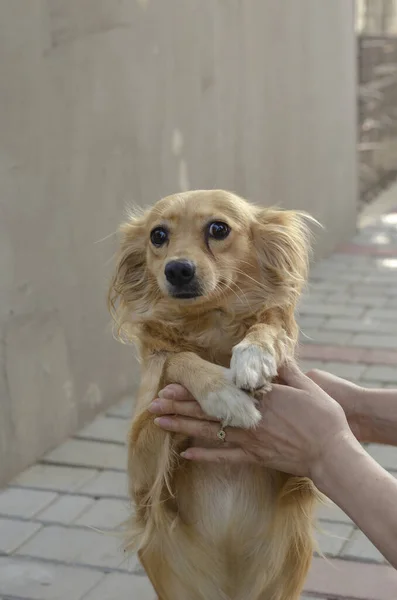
top-left (143, 308), bottom-right (258, 365)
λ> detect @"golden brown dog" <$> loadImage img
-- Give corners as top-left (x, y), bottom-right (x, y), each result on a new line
top-left (109, 190), bottom-right (319, 600)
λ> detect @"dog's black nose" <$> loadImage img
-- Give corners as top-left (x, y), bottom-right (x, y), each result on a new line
top-left (165, 260), bottom-right (196, 287)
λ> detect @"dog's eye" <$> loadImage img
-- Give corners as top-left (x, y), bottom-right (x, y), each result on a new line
top-left (150, 227), bottom-right (168, 247)
top-left (208, 221), bottom-right (230, 240)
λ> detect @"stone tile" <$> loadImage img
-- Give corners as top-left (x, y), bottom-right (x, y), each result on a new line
top-left (0, 518), bottom-right (41, 554)
top-left (77, 470), bottom-right (128, 499)
top-left (12, 464), bottom-right (99, 492)
top-left (297, 316), bottom-right (326, 329)
top-left (74, 498), bottom-right (130, 530)
top-left (318, 361), bottom-right (367, 380)
top-left (37, 495), bottom-right (94, 524)
top-left (309, 281), bottom-right (349, 293)
top-left (329, 294), bottom-right (387, 307)
top-left (298, 303), bottom-right (364, 317)
top-left (0, 488), bottom-right (57, 518)
top-left (305, 556), bottom-right (397, 599)
top-left (323, 317), bottom-right (397, 334)
top-left (16, 525), bottom-right (126, 569)
top-left (75, 416), bottom-right (129, 444)
top-left (83, 571), bottom-right (154, 600)
top-left (351, 334), bottom-right (397, 349)
top-left (312, 271), bottom-right (365, 283)
top-left (300, 329), bottom-right (353, 346)
top-left (106, 396), bottom-right (134, 419)
top-left (298, 360), bottom-right (326, 373)
top-left (0, 556), bottom-right (103, 600)
top-left (43, 439), bottom-right (126, 470)
top-left (362, 365), bottom-right (397, 384)
top-left (316, 500), bottom-right (352, 525)
top-left (367, 444), bottom-right (397, 470)
top-left (342, 530), bottom-right (386, 563)
top-left (315, 522), bottom-right (353, 556)
top-left (365, 308), bottom-right (397, 321)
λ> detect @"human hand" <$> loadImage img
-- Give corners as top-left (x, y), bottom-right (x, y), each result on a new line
top-left (149, 362), bottom-right (354, 479)
top-left (306, 369), bottom-right (369, 441)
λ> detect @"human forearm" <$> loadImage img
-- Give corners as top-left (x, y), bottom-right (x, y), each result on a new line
top-left (306, 370), bottom-right (397, 445)
top-left (354, 388), bottom-right (397, 445)
top-left (312, 434), bottom-right (397, 568)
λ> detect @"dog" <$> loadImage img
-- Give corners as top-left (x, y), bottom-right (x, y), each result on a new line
top-left (108, 190), bottom-right (319, 600)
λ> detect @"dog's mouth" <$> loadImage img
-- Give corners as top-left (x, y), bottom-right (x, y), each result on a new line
top-left (170, 290), bottom-right (203, 300)
top-left (167, 281), bottom-right (204, 300)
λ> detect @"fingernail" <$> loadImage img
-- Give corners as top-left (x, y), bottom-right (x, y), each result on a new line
top-left (180, 451), bottom-right (192, 459)
top-left (148, 400), bottom-right (162, 413)
top-left (154, 417), bottom-right (173, 428)
top-left (158, 387), bottom-right (175, 400)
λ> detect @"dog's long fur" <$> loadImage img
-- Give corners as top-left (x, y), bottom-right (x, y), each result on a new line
top-left (109, 190), bottom-right (319, 600)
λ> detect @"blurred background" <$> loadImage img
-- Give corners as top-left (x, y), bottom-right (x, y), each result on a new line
top-left (0, 0), bottom-right (396, 488)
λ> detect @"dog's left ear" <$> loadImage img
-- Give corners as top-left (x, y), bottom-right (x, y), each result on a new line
top-left (252, 208), bottom-right (314, 297)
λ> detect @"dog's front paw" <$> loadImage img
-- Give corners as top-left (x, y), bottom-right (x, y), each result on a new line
top-left (203, 382), bottom-right (262, 429)
top-left (231, 341), bottom-right (277, 392)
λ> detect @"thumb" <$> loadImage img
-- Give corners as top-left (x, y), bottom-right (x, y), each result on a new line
top-left (278, 360), bottom-right (313, 391)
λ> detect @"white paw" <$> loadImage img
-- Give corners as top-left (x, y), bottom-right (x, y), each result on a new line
top-left (231, 342), bottom-right (277, 392)
top-left (202, 382), bottom-right (261, 429)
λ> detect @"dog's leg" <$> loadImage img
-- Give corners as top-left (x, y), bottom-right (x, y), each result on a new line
top-left (231, 308), bottom-right (297, 392)
top-left (165, 351), bottom-right (261, 428)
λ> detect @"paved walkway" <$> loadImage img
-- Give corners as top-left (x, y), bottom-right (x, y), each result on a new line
top-left (1, 194), bottom-right (397, 599)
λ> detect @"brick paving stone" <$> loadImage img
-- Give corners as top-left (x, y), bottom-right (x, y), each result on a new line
top-left (0, 556), bottom-right (103, 600)
top-left (0, 488), bottom-right (57, 518)
top-left (0, 518), bottom-right (41, 554)
top-left (342, 530), bottom-right (386, 563)
top-left (299, 329), bottom-right (353, 346)
top-left (329, 293), bottom-right (387, 307)
top-left (75, 416), bottom-right (129, 444)
top-left (350, 334), bottom-right (397, 349)
top-left (305, 556), bottom-right (397, 599)
top-left (316, 500), bottom-right (352, 525)
top-left (322, 317), bottom-right (397, 334)
top-left (37, 495), bottom-right (94, 524)
top-left (309, 281), bottom-right (350, 293)
top-left (365, 307), bottom-right (397, 321)
top-left (315, 522), bottom-right (353, 557)
top-left (77, 470), bottom-right (128, 499)
top-left (106, 396), bottom-right (134, 419)
top-left (82, 571), bottom-right (154, 600)
top-left (298, 360), bottom-right (326, 373)
top-left (367, 444), bottom-right (397, 470)
top-left (297, 316), bottom-right (327, 329)
top-left (43, 439), bottom-right (126, 470)
top-left (11, 464), bottom-right (99, 493)
top-left (298, 303), bottom-right (364, 317)
top-left (16, 525), bottom-right (126, 570)
top-left (362, 365), bottom-right (397, 384)
top-left (74, 498), bottom-right (130, 530)
top-left (317, 361), bottom-right (367, 380)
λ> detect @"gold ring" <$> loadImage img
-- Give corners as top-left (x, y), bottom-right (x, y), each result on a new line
top-left (217, 425), bottom-right (226, 442)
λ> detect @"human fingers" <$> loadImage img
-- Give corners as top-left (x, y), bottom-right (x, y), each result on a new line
top-left (148, 398), bottom-right (218, 421)
top-left (153, 416), bottom-right (244, 444)
top-left (181, 447), bottom-right (252, 463)
top-left (278, 360), bottom-right (314, 391)
top-left (158, 384), bottom-right (195, 401)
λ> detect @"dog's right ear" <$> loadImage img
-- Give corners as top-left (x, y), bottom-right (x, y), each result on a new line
top-left (107, 213), bottom-right (148, 339)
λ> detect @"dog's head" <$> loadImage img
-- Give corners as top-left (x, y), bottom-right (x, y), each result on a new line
top-left (109, 190), bottom-right (314, 331)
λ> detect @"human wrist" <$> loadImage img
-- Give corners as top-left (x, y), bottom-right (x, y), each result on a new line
top-left (309, 429), bottom-right (364, 495)
top-left (344, 385), bottom-right (377, 442)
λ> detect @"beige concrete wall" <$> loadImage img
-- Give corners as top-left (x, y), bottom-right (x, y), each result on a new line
top-left (0, 0), bottom-right (357, 485)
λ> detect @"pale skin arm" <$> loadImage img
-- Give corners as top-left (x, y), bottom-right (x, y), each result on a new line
top-left (148, 364), bottom-right (397, 569)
